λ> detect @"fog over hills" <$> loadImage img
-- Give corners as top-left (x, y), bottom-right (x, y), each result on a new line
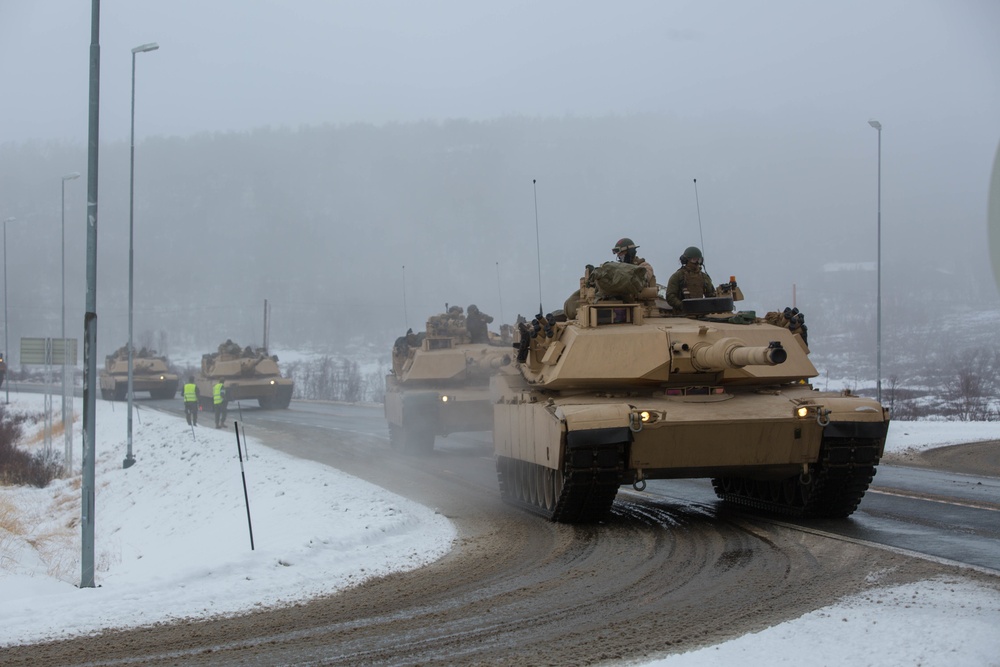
top-left (1, 2), bottom-right (997, 397)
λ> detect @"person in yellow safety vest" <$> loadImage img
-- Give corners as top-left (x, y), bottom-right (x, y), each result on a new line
top-left (213, 378), bottom-right (228, 429)
top-left (183, 375), bottom-right (200, 426)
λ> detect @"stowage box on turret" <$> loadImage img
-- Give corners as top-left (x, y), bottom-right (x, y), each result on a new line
top-left (493, 264), bottom-right (889, 522)
top-left (99, 346), bottom-right (178, 400)
top-left (196, 340), bottom-right (294, 409)
top-left (385, 306), bottom-right (512, 454)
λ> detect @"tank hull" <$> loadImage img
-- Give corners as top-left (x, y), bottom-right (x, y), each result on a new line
top-left (195, 377), bottom-right (293, 410)
top-left (384, 376), bottom-right (493, 454)
top-left (99, 371), bottom-right (179, 400)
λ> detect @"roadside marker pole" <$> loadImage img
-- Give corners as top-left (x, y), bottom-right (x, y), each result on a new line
top-left (237, 401), bottom-right (248, 458)
top-left (234, 420), bottom-right (254, 550)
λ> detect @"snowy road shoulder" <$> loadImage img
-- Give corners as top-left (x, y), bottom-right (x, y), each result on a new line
top-left (0, 395), bottom-right (455, 646)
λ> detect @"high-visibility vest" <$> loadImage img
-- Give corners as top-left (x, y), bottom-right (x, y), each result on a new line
top-left (183, 383), bottom-right (197, 402)
top-left (213, 383), bottom-right (225, 405)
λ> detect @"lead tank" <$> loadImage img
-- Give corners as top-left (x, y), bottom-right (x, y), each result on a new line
top-left (196, 340), bottom-right (294, 409)
top-left (493, 264), bottom-right (889, 523)
top-left (385, 306), bottom-right (512, 454)
top-left (99, 345), bottom-right (178, 400)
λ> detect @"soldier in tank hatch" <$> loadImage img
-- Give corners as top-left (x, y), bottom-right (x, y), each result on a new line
top-left (612, 237), bottom-right (656, 287)
top-left (466, 304), bottom-right (494, 344)
top-left (665, 246), bottom-right (716, 312)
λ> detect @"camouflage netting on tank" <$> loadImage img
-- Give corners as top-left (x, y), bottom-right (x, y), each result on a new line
top-left (106, 344), bottom-right (165, 362)
top-left (206, 340), bottom-right (279, 362)
top-left (425, 312), bottom-right (470, 341)
top-left (590, 262), bottom-right (647, 303)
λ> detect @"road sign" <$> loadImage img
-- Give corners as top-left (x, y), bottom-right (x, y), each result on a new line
top-left (20, 337), bottom-right (78, 365)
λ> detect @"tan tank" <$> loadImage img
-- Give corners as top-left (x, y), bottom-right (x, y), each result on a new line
top-left (99, 345), bottom-right (178, 400)
top-left (195, 340), bottom-right (293, 409)
top-left (385, 306), bottom-right (513, 454)
top-left (494, 264), bottom-right (889, 522)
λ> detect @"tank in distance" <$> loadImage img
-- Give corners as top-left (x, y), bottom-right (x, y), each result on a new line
top-left (99, 345), bottom-right (178, 400)
top-left (195, 340), bottom-right (293, 409)
top-left (386, 305), bottom-right (513, 455)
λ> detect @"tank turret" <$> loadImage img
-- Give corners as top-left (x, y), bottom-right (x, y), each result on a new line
top-left (493, 265), bottom-right (889, 523)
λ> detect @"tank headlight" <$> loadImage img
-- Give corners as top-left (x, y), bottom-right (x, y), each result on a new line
top-left (796, 406), bottom-right (809, 418)
top-left (159, 375), bottom-right (165, 380)
top-left (440, 395), bottom-right (449, 403)
top-left (270, 379), bottom-right (276, 385)
top-left (640, 411), bottom-right (651, 422)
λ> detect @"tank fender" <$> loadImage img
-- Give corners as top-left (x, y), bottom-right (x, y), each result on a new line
top-left (815, 397), bottom-right (888, 423)
top-left (555, 403), bottom-right (633, 448)
top-left (808, 396), bottom-right (889, 442)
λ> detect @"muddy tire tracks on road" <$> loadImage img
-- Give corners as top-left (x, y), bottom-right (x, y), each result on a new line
top-left (3, 412), bottom-right (984, 666)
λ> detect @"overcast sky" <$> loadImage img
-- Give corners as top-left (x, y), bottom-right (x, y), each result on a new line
top-left (2, 1), bottom-right (998, 145)
top-left (1, 0), bottom-right (999, 329)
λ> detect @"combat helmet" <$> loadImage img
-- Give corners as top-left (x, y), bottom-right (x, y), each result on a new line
top-left (613, 237), bottom-right (639, 263)
top-left (680, 246), bottom-right (704, 264)
top-left (612, 237), bottom-right (639, 254)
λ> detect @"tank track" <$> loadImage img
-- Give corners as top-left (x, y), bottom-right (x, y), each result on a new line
top-left (711, 435), bottom-right (881, 518)
top-left (497, 442), bottom-right (625, 523)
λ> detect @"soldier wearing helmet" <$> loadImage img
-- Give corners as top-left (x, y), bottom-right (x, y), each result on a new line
top-left (665, 246), bottom-right (716, 311)
top-left (612, 237), bottom-right (656, 287)
top-left (466, 304), bottom-right (494, 344)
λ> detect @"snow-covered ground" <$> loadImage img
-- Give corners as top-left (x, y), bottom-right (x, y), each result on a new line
top-left (1, 392), bottom-right (999, 666)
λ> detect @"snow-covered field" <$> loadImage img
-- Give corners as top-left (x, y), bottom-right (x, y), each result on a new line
top-left (1, 392), bottom-right (998, 666)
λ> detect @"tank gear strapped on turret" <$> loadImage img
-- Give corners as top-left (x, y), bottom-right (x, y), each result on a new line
top-left (612, 237), bottom-right (656, 287)
top-left (666, 246), bottom-right (716, 311)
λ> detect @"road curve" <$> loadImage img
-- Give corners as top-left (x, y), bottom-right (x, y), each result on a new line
top-left (2, 401), bottom-right (989, 666)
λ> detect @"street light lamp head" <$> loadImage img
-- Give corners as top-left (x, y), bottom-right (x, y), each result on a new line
top-left (132, 42), bottom-right (159, 54)
top-left (868, 119), bottom-right (882, 131)
top-left (62, 172), bottom-right (81, 182)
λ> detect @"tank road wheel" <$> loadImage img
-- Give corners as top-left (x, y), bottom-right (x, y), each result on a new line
top-left (497, 441), bottom-right (625, 523)
top-left (711, 435), bottom-right (882, 518)
top-left (540, 466), bottom-right (563, 511)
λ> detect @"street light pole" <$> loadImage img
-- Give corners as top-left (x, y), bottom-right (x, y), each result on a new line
top-left (125, 41), bottom-right (158, 469)
top-left (868, 119), bottom-right (882, 404)
top-left (3, 216), bottom-right (17, 405)
top-left (61, 172), bottom-right (80, 473)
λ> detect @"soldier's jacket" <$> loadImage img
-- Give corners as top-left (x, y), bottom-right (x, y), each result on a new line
top-left (633, 257), bottom-right (656, 287)
top-left (665, 266), bottom-right (716, 311)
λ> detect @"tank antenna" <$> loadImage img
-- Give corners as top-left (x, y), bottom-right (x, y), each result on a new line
top-left (496, 261), bottom-right (505, 325)
top-left (262, 299), bottom-right (270, 353)
top-left (693, 178), bottom-right (706, 255)
top-left (401, 265), bottom-right (409, 330)
top-left (533, 179), bottom-right (543, 315)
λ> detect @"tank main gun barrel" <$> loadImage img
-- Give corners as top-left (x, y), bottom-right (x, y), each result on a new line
top-left (690, 338), bottom-right (787, 371)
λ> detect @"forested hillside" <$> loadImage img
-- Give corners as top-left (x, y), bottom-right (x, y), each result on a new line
top-left (1, 115), bottom-right (995, 370)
